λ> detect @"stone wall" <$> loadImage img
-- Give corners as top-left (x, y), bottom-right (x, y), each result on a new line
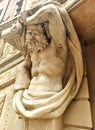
top-left (63, 44), bottom-right (92, 130)
top-left (85, 43), bottom-right (95, 130)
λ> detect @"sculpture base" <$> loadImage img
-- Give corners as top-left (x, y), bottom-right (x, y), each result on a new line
top-left (27, 116), bottom-right (63, 130)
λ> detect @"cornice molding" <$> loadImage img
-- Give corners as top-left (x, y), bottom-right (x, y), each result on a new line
top-left (0, 61), bottom-right (24, 89)
top-left (0, 56), bottom-right (24, 74)
top-left (0, 78), bottom-right (15, 90)
top-left (63, 0), bottom-right (87, 12)
top-left (0, 52), bottom-right (24, 74)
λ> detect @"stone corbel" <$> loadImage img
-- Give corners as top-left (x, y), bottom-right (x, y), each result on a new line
top-left (0, 19), bottom-right (26, 56)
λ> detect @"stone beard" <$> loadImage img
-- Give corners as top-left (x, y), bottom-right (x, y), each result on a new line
top-left (26, 24), bottom-right (49, 53)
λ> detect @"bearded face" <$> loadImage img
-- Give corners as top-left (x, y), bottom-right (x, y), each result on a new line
top-left (25, 24), bottom-right (49, 53)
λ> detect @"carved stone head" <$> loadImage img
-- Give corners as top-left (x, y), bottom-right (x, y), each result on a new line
top-left (25, 24), bottom-right (49, 52)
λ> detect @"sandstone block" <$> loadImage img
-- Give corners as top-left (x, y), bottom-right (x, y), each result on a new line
top-left (63, 100), bottom-right (92, 128)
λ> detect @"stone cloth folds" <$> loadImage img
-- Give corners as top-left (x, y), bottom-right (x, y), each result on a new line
top-left (13, 4), bottom-right (83, 119)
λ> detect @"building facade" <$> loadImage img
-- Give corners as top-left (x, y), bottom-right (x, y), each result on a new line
top-left (0, 0), bottom-right (95, 130)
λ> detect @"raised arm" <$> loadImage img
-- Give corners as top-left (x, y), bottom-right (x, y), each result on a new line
top-left (26, 4), bottom-right (67, 51)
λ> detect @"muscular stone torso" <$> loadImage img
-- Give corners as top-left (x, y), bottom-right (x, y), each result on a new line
top-left (26, 25), bottom-right (66, 92)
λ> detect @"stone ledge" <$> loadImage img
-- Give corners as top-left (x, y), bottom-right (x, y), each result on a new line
top-left (0, 94), bottom-right (26, 130)
top-left (63, 100), bottom-right (92, 128)
top-left (63, 126), bottom-right (91, 130)
top-left (0, 54), bottom-right (24, 74)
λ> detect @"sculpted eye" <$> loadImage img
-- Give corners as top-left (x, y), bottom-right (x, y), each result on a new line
top-left (27, 32), bottom-right (32, 35)
top-left (26, 32), bottom-right (33, 39)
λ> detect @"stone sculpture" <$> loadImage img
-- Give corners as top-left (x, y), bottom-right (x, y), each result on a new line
top-left (1, 0), bottom-right (84, 130)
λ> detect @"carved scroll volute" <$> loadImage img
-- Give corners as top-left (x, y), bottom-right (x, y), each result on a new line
top-left (0, 19), bottom-right (27, 57)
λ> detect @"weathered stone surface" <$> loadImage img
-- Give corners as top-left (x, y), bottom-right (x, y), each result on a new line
top-left (83, 56), bottom-right (87, 76)
top-left (0, 43), bottom-right (18, 63)
top-left (0, 85), bottom-right (12, 98)
top-left (0, 61), bottom-right (24, 88)
top-left (12, 116), bottom-right (26, 130)
top-left (0, 94), bottom-right (25, 130)
top-left (0, 95), bottom-right (6, 115)
top-left (63, 100), bottom-right (92, 128)
top-left (75, 77), bottom-right (89, 99)
top-left (85, 44), bottom-right (95, 130)
top-left (28, 116), bottom-right (63, 130)
top-left (0, 41), bottom-right (24, 74)
top-left (70, 0), bottom-right (95, 43)
top-left (63, 126), bottom-right (91, 130)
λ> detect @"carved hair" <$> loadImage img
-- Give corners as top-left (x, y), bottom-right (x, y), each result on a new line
top-left (26, 24), bottom-right (49, 52)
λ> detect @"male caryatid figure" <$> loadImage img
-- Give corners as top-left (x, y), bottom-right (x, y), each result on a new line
top-left (13, 1), bottom-right (83, 130)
